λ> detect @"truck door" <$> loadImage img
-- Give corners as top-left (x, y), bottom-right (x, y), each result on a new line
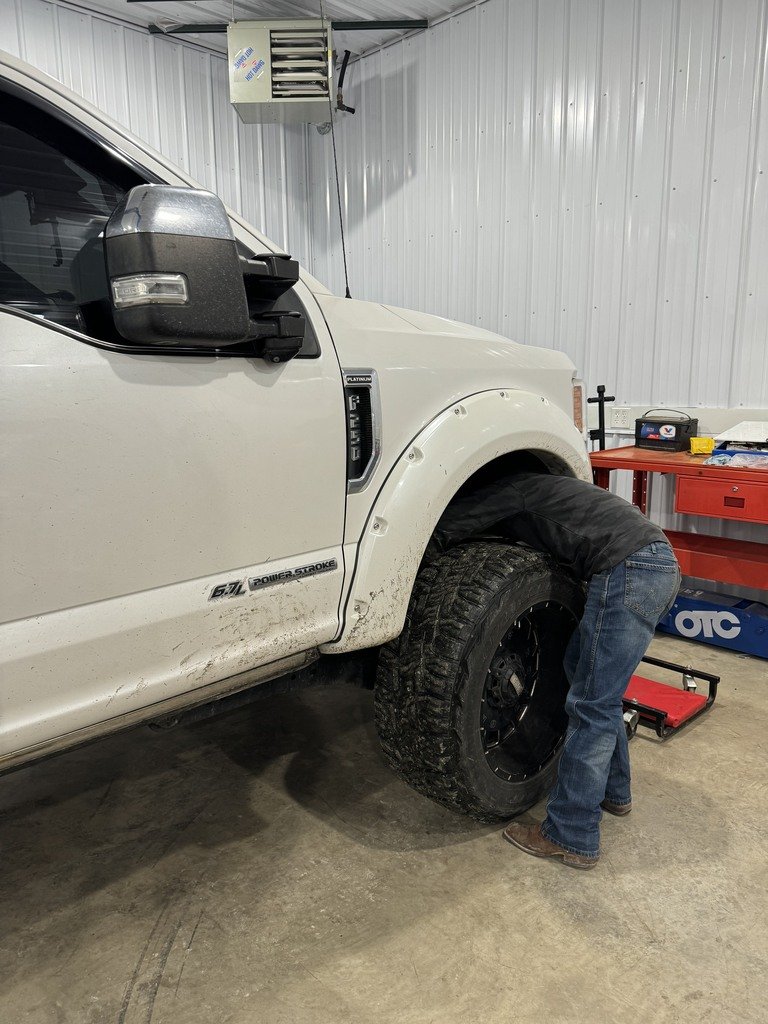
top-left (0, 87), bottom-right (347, 760)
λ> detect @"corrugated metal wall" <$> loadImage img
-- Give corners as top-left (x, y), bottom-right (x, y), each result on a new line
top-left (8, 0), bottom-right (766, 410)
top-left (2, 0), bottom-right (765, 585)
top-left (307, 0), bottom-right (768, 409)
top-left (0, 0), bottom-right (312, 265)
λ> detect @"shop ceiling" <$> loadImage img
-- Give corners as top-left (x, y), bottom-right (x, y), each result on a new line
top-left (77, 1), bottom-right (464, 54)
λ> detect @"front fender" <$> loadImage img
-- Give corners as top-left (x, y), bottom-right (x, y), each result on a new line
top-left (323, 389), bottom-right (589, 654)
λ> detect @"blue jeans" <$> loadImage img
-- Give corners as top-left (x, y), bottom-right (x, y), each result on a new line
top-left (541, 541), bottom-right (681, 858)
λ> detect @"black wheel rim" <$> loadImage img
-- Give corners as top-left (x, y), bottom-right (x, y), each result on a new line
top-left (480, 600), bottom-right (577, 783)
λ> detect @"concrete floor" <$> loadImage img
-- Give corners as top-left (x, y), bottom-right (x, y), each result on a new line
top-left (0, 634), bottom-right (766, 1024)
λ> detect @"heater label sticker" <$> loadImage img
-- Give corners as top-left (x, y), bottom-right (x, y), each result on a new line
top-left (233, 47), bottom-right (254, 70)
top-left (246, 58), bottom-right (266, 81)
top-left (233, 47), bottom-right (266, 82)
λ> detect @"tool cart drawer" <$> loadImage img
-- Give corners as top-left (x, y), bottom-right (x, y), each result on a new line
top-left (675, 476), bottom-right (768, 524)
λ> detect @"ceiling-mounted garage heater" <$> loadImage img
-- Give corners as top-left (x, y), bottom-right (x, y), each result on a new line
top-left (227, 19), bottom-right (332, 124)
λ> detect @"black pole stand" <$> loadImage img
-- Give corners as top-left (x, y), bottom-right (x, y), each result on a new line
top-left (587, 384), bottom-right (615, 451)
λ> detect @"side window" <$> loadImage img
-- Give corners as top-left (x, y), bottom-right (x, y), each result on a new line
top-left (0, 93), bottom-right (139, 334)
top-left (0, 88), bottom-right (319, 356)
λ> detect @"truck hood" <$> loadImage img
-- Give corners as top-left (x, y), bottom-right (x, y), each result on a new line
top-left (383, 303), bottom-right (575, 370)
top-left (315, 294), bottom-right (577, 388)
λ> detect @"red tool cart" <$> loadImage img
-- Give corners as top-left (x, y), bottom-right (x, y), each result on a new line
top-left (590, 446), bottom-right (768, 592)
top-left (591, 445), bottom-right (767, 736)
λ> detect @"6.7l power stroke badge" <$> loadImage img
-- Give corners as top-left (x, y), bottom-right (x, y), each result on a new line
top-left (208, 559), bottom-right (338, 601)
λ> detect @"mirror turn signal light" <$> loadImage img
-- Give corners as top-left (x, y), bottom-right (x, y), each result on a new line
top-left (111, 273), bottom-right (189, 308)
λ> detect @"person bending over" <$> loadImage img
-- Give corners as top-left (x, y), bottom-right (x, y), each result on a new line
top-left (436, 470), bottom-right (680, 870)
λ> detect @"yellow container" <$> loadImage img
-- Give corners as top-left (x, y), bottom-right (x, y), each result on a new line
top-left (690, 436), bottom-right (715, 455)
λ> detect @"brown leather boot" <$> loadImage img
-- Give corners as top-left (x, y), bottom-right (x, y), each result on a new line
top-left (601, 799), bottom-right (632, 816)
top-left (502, 821), bottom-right (599, 870)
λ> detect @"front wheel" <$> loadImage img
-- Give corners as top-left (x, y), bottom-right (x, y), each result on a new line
top-left (374, 542), bottom-right (584, 821)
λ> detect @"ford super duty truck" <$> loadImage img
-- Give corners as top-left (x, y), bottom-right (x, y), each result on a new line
top-left (0, 51), bottom-right (590, 821)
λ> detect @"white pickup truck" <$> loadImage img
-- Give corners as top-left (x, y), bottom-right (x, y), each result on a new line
top-left (0, 51), bottom-right (590, 821)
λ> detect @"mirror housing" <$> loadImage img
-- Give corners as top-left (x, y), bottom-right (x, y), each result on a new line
top-left (250, 311), bottom-right (306, 363)
top-left (105, 185), bottom-right (250, 347)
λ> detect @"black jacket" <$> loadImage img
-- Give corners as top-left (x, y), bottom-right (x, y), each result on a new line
top-left (434, 472), bottom-right (665, 579)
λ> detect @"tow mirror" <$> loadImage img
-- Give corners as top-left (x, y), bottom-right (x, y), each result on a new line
top-left (251, 311), bottom-right (306, 363)
top-left (105, 185), bottom-right (250, 347)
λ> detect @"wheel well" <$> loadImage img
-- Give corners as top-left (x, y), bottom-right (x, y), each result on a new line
top-left (422, 449), bottom-right (575, 565)
top-left (454, 449), bottom-right (574, 492)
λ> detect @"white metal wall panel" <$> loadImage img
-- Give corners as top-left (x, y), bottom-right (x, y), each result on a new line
top-left (616, 0), bottom-right (677, 396)
top-left (381, 41), bottom-right (406, 308)
top-left (124, 28), bottom-right (161, 151)
top-left (529, 0), bottom-right (567, 350)
top-left (359, 49), bottom-right (386, 301)
top-left (2, 0), bottom-right (310, 259)
top-left (57, 7), bottom-right (97, 103)
top-left (307, 0), bottom-right (768, 411)
top-left (450, 11), bottom-right (480, 324)
top-left (0, 0), bottom-right (21, 55)
top-left (425, 22), bottom-right (453, 317)
top-left (500, 0), bottom-right (537, 343)
top-left (651, 0), bottom-right (718, 404)
top-left (17, 0), bottom-right (60, 78)
top-left (737, 8), bottom-right (768, 408)
top-left (153, 36), bottom-right (188, 171)
top-left (210, 53), bottom-right (241, 208)
top-left (183, 47), bottom-right (216, 190)
top-left (474, 0), bottom-right (508, 333)
top-left (692, 0), bottom-right (764, 408)
top-left (557, 0), bottom-right (601, 375)
top-left (236, 117), bottom-right (267, 231)
top-left (587, 0), bottom-right (635, 394)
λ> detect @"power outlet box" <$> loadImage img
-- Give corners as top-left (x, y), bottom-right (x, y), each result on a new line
top-left (611, 407), bottom-right (633, 430)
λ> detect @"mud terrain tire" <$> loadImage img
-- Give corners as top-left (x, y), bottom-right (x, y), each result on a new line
top-left (375, 542), bottom-right (584, 821)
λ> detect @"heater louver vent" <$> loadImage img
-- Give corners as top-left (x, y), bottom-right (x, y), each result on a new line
top-left (270, 28), bottom-right (330, 99)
